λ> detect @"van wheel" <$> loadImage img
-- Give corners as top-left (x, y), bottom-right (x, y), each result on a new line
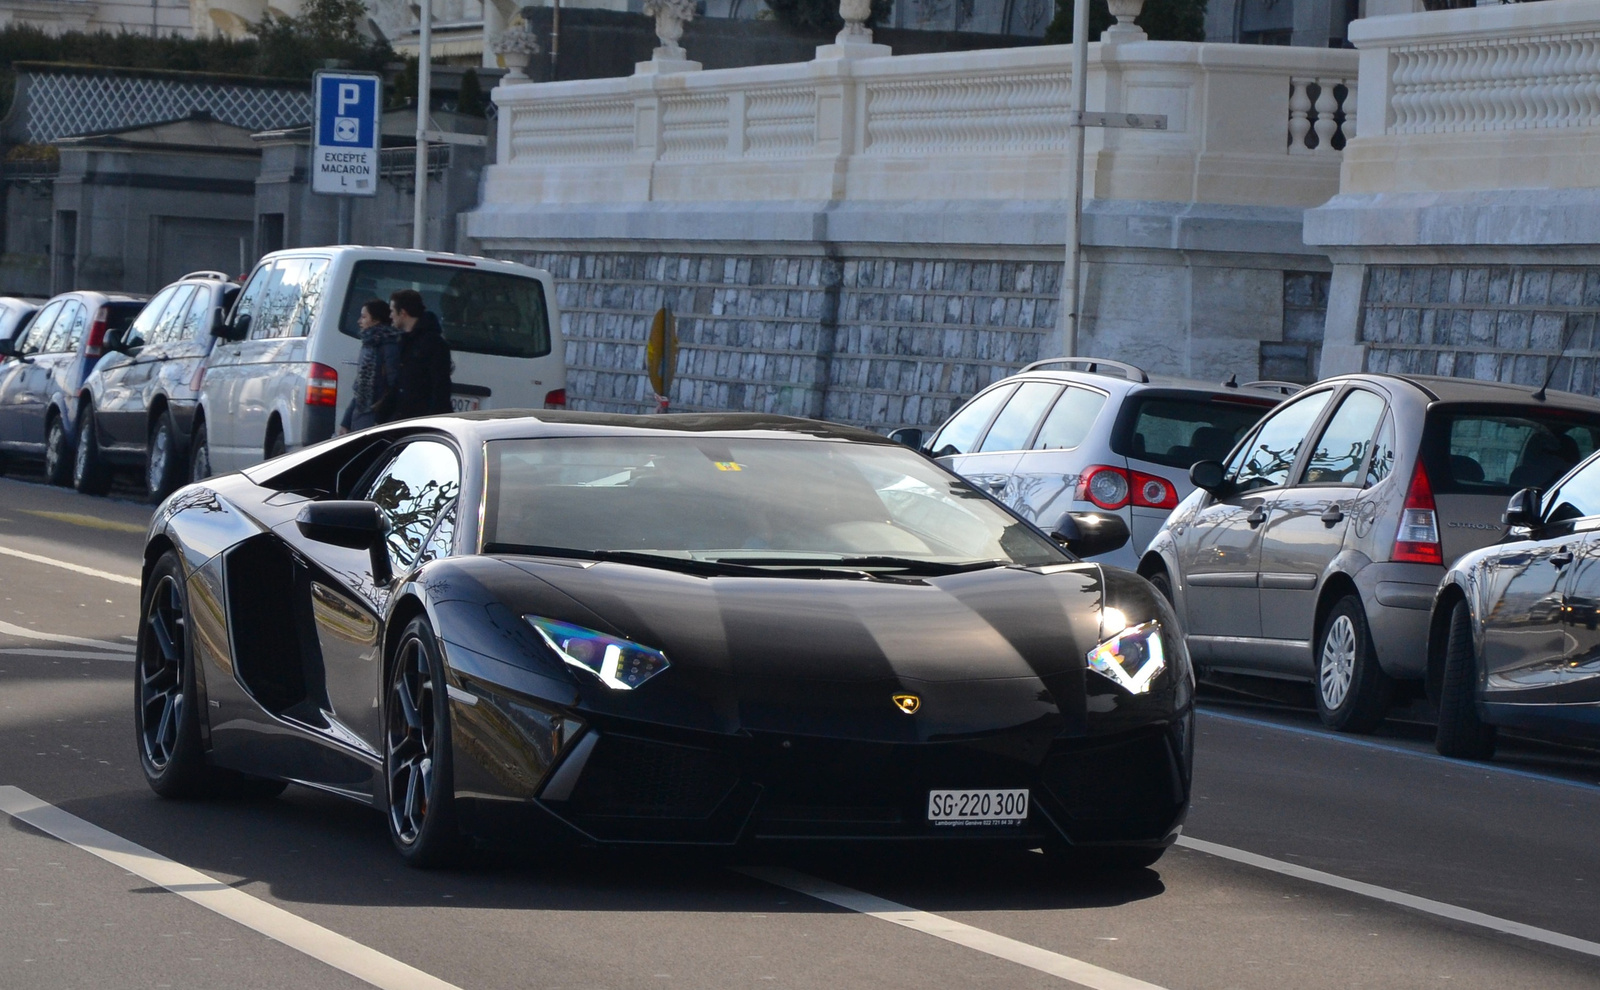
top-left (1435, 600), bottom-right (1497, 760)
top-left (1314, 595), bottom-right (1393, 734)
top-left (146, 413), bottom-right (183, 502)
top-left (189, 422), bottom-right (212, 483)
top-left (43, 413), bottom-right (72, 487)
top-left (73, 409), bottom-right (113, 496)
top-left (265, 428), bottom-right (286, 461)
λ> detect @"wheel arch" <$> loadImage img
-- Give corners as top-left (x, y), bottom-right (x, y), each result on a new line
top-left (1427, 581), bottom-right (1470, 705)
top-left (1313, 570), bottom-right (1362, 648)
top-left (381, 593), bottom-right (433, 698)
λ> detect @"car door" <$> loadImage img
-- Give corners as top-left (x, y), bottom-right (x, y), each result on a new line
top-left (1257, 388), bottom-right (1388, 653)
top-left (931, 383), bottom-right (1023, 498)
top-left (98, 286), bottom-right (181, 450)
top-left (0, 301), bottom-right (59, 447)
top-left (1175, 389), bottom-right (1334, 645)
top-left (158, 284), bottom-right (222, 443)
top-left (308, 439), bottom-right (462, 754)
top-left (962, 381), bottom-right (1063, 511)
top-left (1008, 384), bottom-right (1109, 528)
top-left (25, 300), bottom-right (83, 447)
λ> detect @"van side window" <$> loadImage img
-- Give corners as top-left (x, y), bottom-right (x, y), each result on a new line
top-left (248, 258), bottom-right (330, 340)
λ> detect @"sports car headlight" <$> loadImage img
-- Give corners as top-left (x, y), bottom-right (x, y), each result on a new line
top-left (526, 617), bottom-right (670, 690)
top-left (1086, 619), bottom-right (1166, 695)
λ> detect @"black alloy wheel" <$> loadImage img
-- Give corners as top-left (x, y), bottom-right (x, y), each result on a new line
top-left (136, 551), bottom-right (286, 799)
top-left (146, 412), bottom-right (183, 502)
top-left (384, 616), bottom-right (461, 866)
top-left (1314, 594), bottom-right (1394, 734)
top-left (1435, 599), bottom-right (1497, 760)
top-left (73, 409), bottom-right (113, 496)
top-left (43, 413), bottom-right (72, 487)
top-left (189, 421), bottom-right (212, 483)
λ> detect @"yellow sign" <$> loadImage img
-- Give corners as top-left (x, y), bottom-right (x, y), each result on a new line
top-left (714, 462), bottom-right (743, 472)
top-left (647, 307), bottom-right (678, 398)
top-left (892, 694), bottom-right (921, 715)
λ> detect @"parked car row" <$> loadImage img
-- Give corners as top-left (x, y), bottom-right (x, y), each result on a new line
top-left (0, 246), bottom-right (567, 501)
top-left (902, 360), bottom-right (1600, 761)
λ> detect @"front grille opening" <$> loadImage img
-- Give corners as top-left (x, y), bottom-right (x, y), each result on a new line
top-left (564, 735), bottom-right (739, 820)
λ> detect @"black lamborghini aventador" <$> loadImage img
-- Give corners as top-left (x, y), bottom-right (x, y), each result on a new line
top-left (136, 411), bottom-right (1193, 868)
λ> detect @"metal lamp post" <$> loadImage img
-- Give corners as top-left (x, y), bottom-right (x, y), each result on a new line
top-left (412, 0), bottom-right (433, 250)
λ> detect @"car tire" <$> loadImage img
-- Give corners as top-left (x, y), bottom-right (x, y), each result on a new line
top-left (1314, 595), bottom-right (1393, 734)
top-left (43, 413), bottom-right (72, 487)
top-left (189, 421), bottom-right (212, 483)
top-left (73, 409), bottom-right (113, 496)
top-left (1435, 599), bottom-right (1497, 760)
top-left (384, 615), bottom-right (462, 867)
top-left (136, 551), bottom-right (286, 800)
top-left (1146, 569), bottom-right (1175, 608)
top-left (265, 429), bottom-right (286, 461)
top-left (146, 412), bottom-right (183, 503)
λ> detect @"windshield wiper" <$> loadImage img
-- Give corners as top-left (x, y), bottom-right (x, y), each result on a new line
top-left (711, 555), bottom-right (1010, 575)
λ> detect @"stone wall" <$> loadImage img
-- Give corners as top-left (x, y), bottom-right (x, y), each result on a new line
top-left (1357, 264), bottom-right (1600, 392)
top-left (506, 248), bottom-right (1060, 429)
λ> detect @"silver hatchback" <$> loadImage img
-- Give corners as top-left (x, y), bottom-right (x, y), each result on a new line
top-left (1141, 373), bottom-right (1600, 732)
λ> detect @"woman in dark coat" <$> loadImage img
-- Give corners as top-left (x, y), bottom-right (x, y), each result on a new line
top-left (338, 299), bottom-right (402, 434)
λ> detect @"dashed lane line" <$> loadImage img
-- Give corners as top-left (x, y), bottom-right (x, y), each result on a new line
top-left (0, 619), bottom-right (134, 653)
top-left (0, 786), bottom-right (465, 990)
top-left (738, 866), bottom-right (1168, 990)
top-left (0, 544), bottom-right (140, 587)
top-left (1176, 836), bottom-right (1600, 961)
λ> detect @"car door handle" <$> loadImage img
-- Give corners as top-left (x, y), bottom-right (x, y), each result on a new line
top-left (1552, 548), bottom-right (1574, 567)
top-left (1246, 505), bottom-right (1268, 527)
top-left (986, 480), bottom-right (1008, 492)
top-left (1320, 505), bottom-right (1344, 526)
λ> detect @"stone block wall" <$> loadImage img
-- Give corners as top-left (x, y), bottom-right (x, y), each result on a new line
top-left (1358, 264), bottom-right (1600, 392)
top-left (507, 248), bottom-right (1060, 430)
top-left (1261, 271), bottom-right (1330, 384)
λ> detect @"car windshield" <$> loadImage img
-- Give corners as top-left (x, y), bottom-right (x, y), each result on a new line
top-left (1113, 393), bottom-right (1279, 469)
top-left (481, 436), bottom-right (1067, 568)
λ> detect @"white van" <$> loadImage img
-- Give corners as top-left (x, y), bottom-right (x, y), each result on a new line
top-left (192, 247), bottom-right (565, 478)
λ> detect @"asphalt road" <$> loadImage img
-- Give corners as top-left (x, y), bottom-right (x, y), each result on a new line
top-left (2, 470), bottom-right (1598, 990)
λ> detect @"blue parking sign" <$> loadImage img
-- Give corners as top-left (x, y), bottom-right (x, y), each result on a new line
top-left (312, 70), bottom-right (381, 197)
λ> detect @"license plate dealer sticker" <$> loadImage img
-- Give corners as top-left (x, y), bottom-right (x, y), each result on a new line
top-left (450, 395), bottom-right (482, 413)
top-left (927, 788), bottom-right (1029, 826)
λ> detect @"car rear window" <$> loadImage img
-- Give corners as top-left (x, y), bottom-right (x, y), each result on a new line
top-left (339, 260), bottom-right (552, 359)
top-left (1111, 392), bottom-right (1279, 469)
top-left (1422, 405), bottom-right (1600, 495)
top-left (103, 302), bottom-right (143, 333)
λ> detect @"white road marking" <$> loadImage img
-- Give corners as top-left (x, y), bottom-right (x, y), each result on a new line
top-left (0, 544), bottom-right (140, 587)
top-left (1177, 836), bottom-right (1600, 960)
top-left (0, 786), bottom-right (464, 990)
top-left (738, 866), bottom-right (1168, 990)
top-left (0, 648), bottom-right (134, 662)
top-left (0, 619), bottom-right (135, 653)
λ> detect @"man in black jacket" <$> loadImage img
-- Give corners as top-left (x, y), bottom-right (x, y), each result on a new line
top-left (387, 289), bottom-right (454, 420)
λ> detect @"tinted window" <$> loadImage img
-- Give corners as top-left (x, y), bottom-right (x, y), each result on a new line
top-left (18, 302), bottom-right (62, 354)
top-left (150, 285), bottom-right (198, 346)
top-left (930, 385), bottom-right (1016, 457)
top-left (366, 440), bottom-right (461, 570)
top-left (338, 260), bottom-right (552, 359)
top-left (1545, 457), bottom-right (1600, 523)
top-left (1115, 394), bottom-right (1278, 470)
top-left (1423, 406), bottom-right (1600, 495)
top-left (978, 382), bottom-right (1061, 453)
top-left (43, 302), bottom-right (82, 353)
top-left (239, 257), bottom-right (329, 340)
top-left (1231, 390), bottom-right (1333, 492)
top-left (1302, 390), bottom-right (1386, 486)
top-left (1033, 387), bottom-right (1107, 450)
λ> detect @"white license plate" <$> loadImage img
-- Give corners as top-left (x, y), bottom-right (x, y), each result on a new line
top-left (927, 788), bottom-right (1029, 826)
top-left (450, 395), bottom-right (481, 412)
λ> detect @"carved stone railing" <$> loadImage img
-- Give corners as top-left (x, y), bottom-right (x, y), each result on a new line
top-left (485, 41), bottom-right (1359, 210)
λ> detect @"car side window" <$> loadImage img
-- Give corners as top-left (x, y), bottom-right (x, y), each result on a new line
top-left (18, 302), bottom-right (62, 354)
top-left (125, 286), bottom-right (177, 348)
top-left (1033, 386), bottom-right (1107, 451)
top-left (1301, 390), bottom-right (1386, 486)
top-left (62, 302), bottom-right (90, 353)
top-left (419, 502), bottom-right (456, 564)
top-left (1546, 458), bottom-right (1600, 523)
top-left (1365, 414), bottom-right (1396, 487)
top-left (366, 440), bottom-right (462, 571)
top-left (177, 287), bottom-right (212, 341)
top-left (929, 384), bottom-right (1016, 457)
top-left (978, 382), bottom-right (1061, 453)
top-left (1230, 390), bottom-right (1333, 492)
top-left (43, 301), bottom-right (81, 353)
top-left (150, 285), bottom-right (198, 346)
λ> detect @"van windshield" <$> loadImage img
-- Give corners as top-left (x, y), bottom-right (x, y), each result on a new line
top-left (338, 260), bottom-right (551, 359)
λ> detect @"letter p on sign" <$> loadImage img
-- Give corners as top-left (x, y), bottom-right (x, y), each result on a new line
top-left (338, 83), bottom-right (361, 115)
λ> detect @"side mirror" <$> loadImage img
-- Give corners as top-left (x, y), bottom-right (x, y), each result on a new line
top-left (1504, 487), bottom-right (1542, 530)
top-left (888, 427), bottom-right (925, 450)
top-left (103, 328), bottom-right (127, 353)
top-left (1049, 511), bottom-right (1131, 559)
top-left (1189, 459), bottom-right (1228, 495)
top-left (296, 500), bottom-right (393, 583)
top-left (213, 311), bottom-right (249, 341)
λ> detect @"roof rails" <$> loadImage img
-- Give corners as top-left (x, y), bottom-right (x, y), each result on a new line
top-left (1019, 357), bottom-right (1150, 383)
top-left (180, 270), bottom-right (232, 282)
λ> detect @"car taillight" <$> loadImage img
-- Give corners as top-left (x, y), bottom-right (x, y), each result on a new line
top-left (306, 363), bottom-right (338, 407)
top-left (1393, 461), bottom-right (1443, 565)
top-left (1076, 466), bottom-right (1177, 510)
top-left (543, 387), bottom-right (567, 409)
top-left (84, 308), bottom-right (109, 357)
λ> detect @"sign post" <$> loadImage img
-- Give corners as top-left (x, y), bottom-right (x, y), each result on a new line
top-left (312, 70), bottom-right (382, 241)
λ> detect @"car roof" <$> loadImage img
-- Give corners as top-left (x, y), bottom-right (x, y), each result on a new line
top-left (256, 245), bottom-right (552, 280)
top-left (1335, 373), bottom-right (1600, 411)
top-left (46, 291), bottom-right (148, 304)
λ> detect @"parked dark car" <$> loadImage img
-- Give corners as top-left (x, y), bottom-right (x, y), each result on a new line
top-left (75, 272), bottom-right (239, 499)
top-left (1431, 456), bottom-right (1600, 760)
top-left (1141, 373), bottom-right (1600, 733)
top-left (0, 296), bottom-right (43, 350)
top-left (136, 411), bottom-right (1192, 868)
top-left (0, 291), bottom-right (145, 484)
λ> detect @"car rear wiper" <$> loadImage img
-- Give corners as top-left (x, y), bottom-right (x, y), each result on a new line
top-left (712, 555), bottom-right (1010, 575)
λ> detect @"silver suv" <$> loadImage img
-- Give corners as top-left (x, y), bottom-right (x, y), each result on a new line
top-left (894, 359), bottom-right (1291, 569)
top-left (1140, 373), bottom-right (1600, 733)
